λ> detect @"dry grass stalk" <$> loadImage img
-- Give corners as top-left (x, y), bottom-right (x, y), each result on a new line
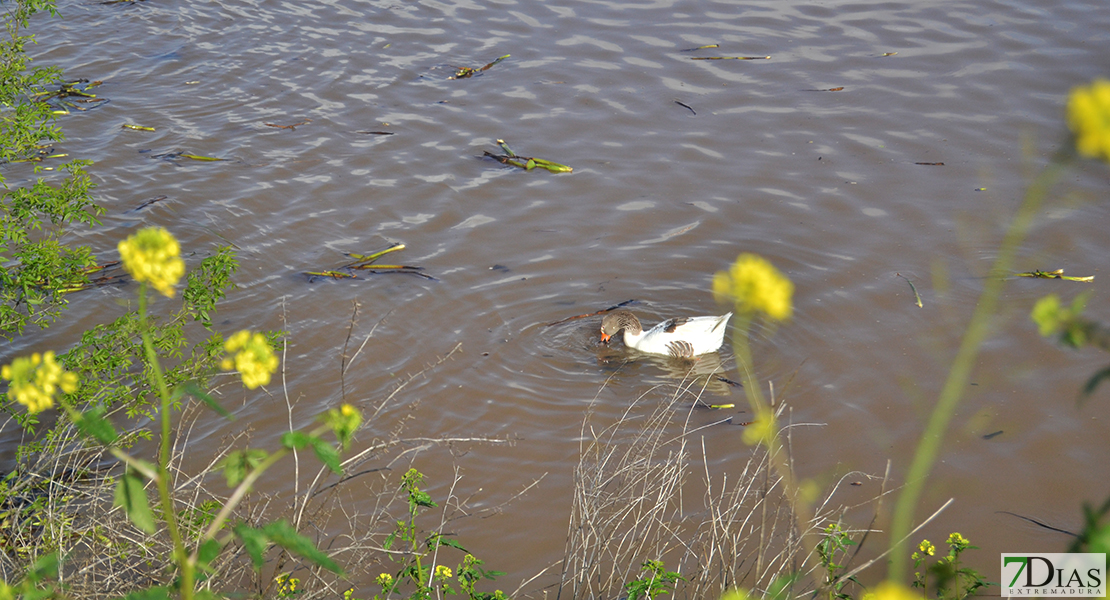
top-left (558, 366), bottom-right (866, 600)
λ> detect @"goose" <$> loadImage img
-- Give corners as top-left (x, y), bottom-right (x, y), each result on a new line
top-left (600, 309), bottom-right (732, 358)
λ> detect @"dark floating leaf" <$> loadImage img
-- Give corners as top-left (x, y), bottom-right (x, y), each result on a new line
top-left (690, 56), bottom-right (770, 60)
top-left (546, 299), bottom-right (637, 327)
top-left (264, 119), bottom-right (311, 130)
top-left (1015, 269), bottom-right (1094, 282)
top-left (128, 195), bottom-right (169, 213)
top-left (450, 54), bottom-right (510, 79)
top-left (356, 131), bottom-right (394, 135)
top-left (484, 139), bottom-right (572, 173)
top-left (915, 162), bottom-right (944, 166)
top-left (982, 430), bottom-right (1004, 440)
top-left (674, 100), bottom-right (696, 115)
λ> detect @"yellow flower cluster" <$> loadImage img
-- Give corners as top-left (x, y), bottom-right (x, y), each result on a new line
top-left (1067, 79), bottom-right (1110, 164)
top-left (862, 581), bottom-right (925, 600)
top-left (118, 227), bottom-right (186, 298)
top-left (435, 565), bottom-right (453, 581)
top-left (376, 573), bottom-right (394, 588)
top-left (221, 330), bottom-right (279, 389)
top-left (713, 253), bottom-right (794, 321)
top-left (2, 351), bottom-right (78, 414)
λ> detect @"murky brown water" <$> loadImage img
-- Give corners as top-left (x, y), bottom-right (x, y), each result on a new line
top-left (10, 0), bottom-right (1110, 594)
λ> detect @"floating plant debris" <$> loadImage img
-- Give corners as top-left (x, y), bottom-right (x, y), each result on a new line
top-left (122, 124), bottom-right (155, 131)
top-left (896, 273), bottom-right (923, 308)
top-left (803, 87), bottom-right (845, 92)
top-left (356, 131), bottom-right (394, 135)
top-left (880, 52), bottom-right (898, 57)
top-left (690, 56), bottom-right (770, 60)
top-left (127, 195), bottom-right (169, 213)
top-left (1016, 269), bottom-right (1094, 282)
top-left (915, 162), bottom-right (944, 166)
top-left (305, 243), bottom-right (435, 282)
top-left (546, 299), bottom-right (637, 327)
top-left (8, 147), bottom-right (69, 163)
top-left (674, 100), bottom-right (696, 115)
top-left (681, 44), bottom-right (720, 52)
top-left (265, 119), bottom-right (311, 130)
top-left (483, 139), bottom-right (572, 173)
top-left (33, 79), bottom-right (108, 114)
top-left (152, 151), bottom-right (228, 162)
top-left (59, 261), bottom-right (126, 293)
top-left (450, 54), bottom-right (510, 79)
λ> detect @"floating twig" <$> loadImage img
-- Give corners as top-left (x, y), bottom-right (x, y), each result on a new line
top-left (880, 52), bottom-right (897, 57)
top-left (690, 56), bottom-right (770, 60)
top-left (152, 151), bottom-right (228, 162)
top-left (127, 195), bottom-right (169, 213)
top-left (450, 54), bottom-right (510, 79)
top-left (122, 124), bottom-right (155, 131)
top-left (915, 162), bottom-right (944, 166)
top-left (1015, 269), bottom-right (1094, 282)
top-left (803, 87), bottom-right (845, 92)
top-left (484, 139), bottom-right (572, 173)
top-left (264, 119), bottom-right (311, 130)
top-left (674, 100), bottom-right (696, 115)
top-left (681, 44), bottom-right (720, 52)
top-left (896, 273), bottom-right (923, 308)
top-left (546, 299), bottom-right (637, 327)
top-left (356, 131), bottom-right (394, 135)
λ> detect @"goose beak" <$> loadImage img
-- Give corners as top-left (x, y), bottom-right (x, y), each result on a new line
top-left (600, 332), bottom-right (612, 344)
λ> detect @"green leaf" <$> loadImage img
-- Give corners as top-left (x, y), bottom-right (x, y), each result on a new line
top-left (281, 431), bottom-right (312, 450)
top-left (216, 449), bottom-right (268, 487)
top-left (74, 406), bottom-right (118, 444)
top-left (113, 472), bottom-right (156, 533)
top-left (262, 520), bottom-right (343, 574)
top-left (118, 587), bottom-right (171, 600)
top-left (197, 538), bottom-right (222, 571)
top-left (178, 381), bottom-right (232, 419)
top-left (26, 552), bottom-right (59, 583)
top-left (437, 537), bottom-right (468, 552)
top-left (310, 437), bottom-right (342, 475)
top-left (233, 523), bottom-right (268, 570)
top-left (412, 489), bottom-right (436, 508)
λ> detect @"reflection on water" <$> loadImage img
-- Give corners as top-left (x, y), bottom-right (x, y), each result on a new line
top-left (16, 0), bottom-right (1110, 591)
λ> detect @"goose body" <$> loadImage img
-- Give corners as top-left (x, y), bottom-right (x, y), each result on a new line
top-left (600, 309), bottom-right (732, 358)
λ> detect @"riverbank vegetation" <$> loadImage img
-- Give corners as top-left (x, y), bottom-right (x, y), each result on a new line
top-left (3, 0), bottom-right (1110, 598)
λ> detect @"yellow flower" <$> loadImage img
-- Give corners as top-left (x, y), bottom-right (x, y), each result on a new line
top-left (376, 573), bottom-right (394, 588)
top-left (919, 540), bottom-right (935, 556)
top-left (1067, 79), bottom-right (1110, 164)
top-left (435, 564), bottom-right (453, 581)
top-left (740, 412), bottom-right (775, 447)
top-left (862, 581), bottom-right (925, 600)
top-left (220, 330), bottom-right (279, 389)
top-left (947, 532), bottom-right (969, 547)
top-left (274, 573), bottom-right (299, 596)
top-left (118, 227), bottom-right (186, 298)
top-left (2, 351), bottom-right (78, 414)
top-left (713, 253), bottom-right (794, 321)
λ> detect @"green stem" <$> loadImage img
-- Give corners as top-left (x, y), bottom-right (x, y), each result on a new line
top-left (137, 283), bottom-right (194, 600)
top-left (887, 154), bottom-right (1068, 583)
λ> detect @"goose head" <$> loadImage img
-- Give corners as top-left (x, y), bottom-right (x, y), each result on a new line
top-left (600, 310), bottom-right (642, 344)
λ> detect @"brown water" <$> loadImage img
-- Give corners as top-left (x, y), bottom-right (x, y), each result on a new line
top-left (12, 0), bottom-right (1110, 594)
